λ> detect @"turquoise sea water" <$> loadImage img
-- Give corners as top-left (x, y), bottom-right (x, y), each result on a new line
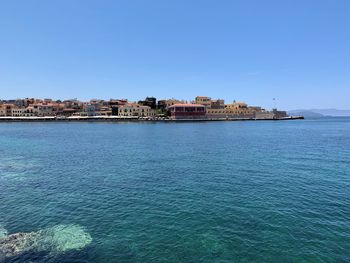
top-left (0, 118), bottom-right (349, 262)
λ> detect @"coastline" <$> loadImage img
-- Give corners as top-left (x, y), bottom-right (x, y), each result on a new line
top-left (0, 116), bottom-right (304, 122)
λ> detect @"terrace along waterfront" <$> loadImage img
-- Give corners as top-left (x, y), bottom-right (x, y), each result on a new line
top-left (0, 118), bottom-right (349, 262)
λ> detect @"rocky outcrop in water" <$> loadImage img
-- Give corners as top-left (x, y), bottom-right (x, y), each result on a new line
top-left (0, 224), bottom-right (92, 261)
top-left (0, 231), bottom-right (39, 259)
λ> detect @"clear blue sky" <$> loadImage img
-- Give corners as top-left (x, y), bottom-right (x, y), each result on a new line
top-left (0, 0), bottom-right (349, 110)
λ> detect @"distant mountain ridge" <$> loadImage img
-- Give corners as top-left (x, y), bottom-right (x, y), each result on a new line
top-left (288, 109), bottom-right (350, 117)
top-left (288, 110), bottom-right (324, 118)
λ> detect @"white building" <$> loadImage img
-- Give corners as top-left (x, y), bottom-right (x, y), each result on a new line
top-left (11, 108), bottom-right (25, 117)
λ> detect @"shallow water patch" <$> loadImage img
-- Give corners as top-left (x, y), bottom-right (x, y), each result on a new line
top-left (0, 157), bottom-right (41, 180)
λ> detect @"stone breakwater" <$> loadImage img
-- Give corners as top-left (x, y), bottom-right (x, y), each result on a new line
top-left (0, 224), bottom-right (92, 261)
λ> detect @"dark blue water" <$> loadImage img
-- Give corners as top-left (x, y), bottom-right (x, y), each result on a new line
top-left (0, 118), bottom-right (349, 262)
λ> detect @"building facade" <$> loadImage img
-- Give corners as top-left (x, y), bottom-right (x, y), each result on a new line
top-left (118, 104), bottom-right (155, 117)
top-left (168, 104), bottom-right (206, 119)
top-left (11, 108), bottom-right (25, 117)
top-left (195, 96), bottom-right (211, 108)
top-left (210, 99), bottom-right (225, 109)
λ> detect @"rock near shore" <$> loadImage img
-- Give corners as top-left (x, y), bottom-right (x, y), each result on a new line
top-left (0, 224), bottom-right (92, 261)
top-left (0, 231), bottom-right (39, 259)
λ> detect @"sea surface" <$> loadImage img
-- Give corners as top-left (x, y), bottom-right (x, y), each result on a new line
top-left (0, 118), bottom-right (349, 262)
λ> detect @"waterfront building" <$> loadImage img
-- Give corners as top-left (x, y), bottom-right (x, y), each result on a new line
top-left (207, 102), bottom-right (270, 119)
top-left (157, 99), bottom-right (187, 114)
top-left (118, 104), bottom-right (155, 117)
top-left (225, 101), bottom-right (248, 110)
top-left (62, 108), bottom-right (78, 117)
top-left (53, 103), bottom-right (66, 116)
top-left (168, 104), bottom-right (206, 119)
top-left (0, 104), bottom-right (15, 116)
top-left (63, 99), bottom-right (83, 112)
top-left (82, 104), bottom-right (96, 116)
top-left (139, 105), bottom-right (155, 117)
top-left (211, 99), bottom-right (225, 109)
top-left (19, 101), bottom-right (61, 117)
top-left (98, 106), bottom-right (112, 116)
top-left (11, 108), bottom-right (25, 117)
top-left (0, 105), bottom-right (6, 116)
top-left (164, 99), bottom-right (187, 109)
top-left (138, 97), bottom-right (157, 110)
top-left (108, 99), bottom-right (128, 116)
top-left (31, 103), bottom-right (58, 117)
top-left (195, 96), bottom-right (211, 108)
top-left (79, 104), bottom-right (91, 116)
top-left (23, 106), bottom-right (35, 117)
top-left (225, 102), bottom-right (255, 118)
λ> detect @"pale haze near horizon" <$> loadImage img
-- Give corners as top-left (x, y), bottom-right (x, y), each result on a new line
top-left (0, 0), bottom-right (349, 110)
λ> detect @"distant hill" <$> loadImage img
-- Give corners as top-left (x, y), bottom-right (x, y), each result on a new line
top-left (288, 110), bottom-right (324, 118)
top-left (310, 109), bottom-right (350, 117)
top-left (289, 109), bottom-right (350, 117)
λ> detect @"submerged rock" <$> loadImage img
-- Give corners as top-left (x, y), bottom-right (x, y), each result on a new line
top-left (0, 231), bottom-right (39, 259)
top-left (200, 232), bottom-right (225, 256)
top-left (0, 224), bottom-right (92, 260)
top-left (37, 224), bottom-right (93, 253)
